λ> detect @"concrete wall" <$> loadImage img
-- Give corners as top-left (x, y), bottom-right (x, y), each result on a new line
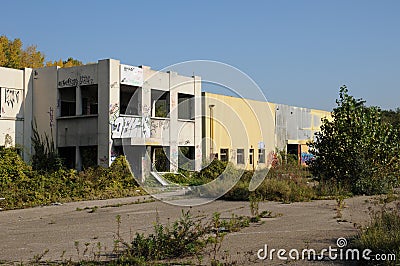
top-left (0, 67), bottom-right (27, 153)
top-left (32, 66), bottom-right (58, 148)
top-left (275, 103), bottom-right (331, 163)
top-left (98, 59), bottom-right (120, 167)
top-left (203, 92), bottom-right (276, 170)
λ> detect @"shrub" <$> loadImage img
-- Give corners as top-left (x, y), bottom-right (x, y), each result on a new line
top-left (223, 157), bottom-right (316, 203)
top-left (31, 120), bottom-right (64, 173)
top-left (0, 152), bottom-right (142, 210)
top-left (121, 210), bottom-right (208, 261)
top-left (308, 86), bottom-right (400, 195)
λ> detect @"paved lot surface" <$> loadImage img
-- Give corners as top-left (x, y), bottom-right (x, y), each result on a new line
top-left (0, 195), bottom-right (385, 265)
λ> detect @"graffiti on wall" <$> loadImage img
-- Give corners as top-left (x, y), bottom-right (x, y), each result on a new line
top-left (58, 75), bottom-right (94, 87)
top-left (109, 103), bottom-right (119, 124)
top-left (267, 151), bottom-right (280, 168)
top-left (178, 139), bottom-right (191, 145)
top-left (301, 152), bottom-right (315, 164)
top-left (4, 134), bottom-right (13, 148)
top-left (47, 107), bottom-right (55, 128)
top-left (4, 89), bottom-right (20, 108)
top-left (112, 116), bottom-right (143, 138)
top-left (150, 119), bottom-right (170, 139)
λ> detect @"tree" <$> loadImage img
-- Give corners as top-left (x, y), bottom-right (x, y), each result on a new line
top-left (46, 57), bottom-right (82, 68)
top-left (381, 108), bottom-right (400, 129)
top-left (21, 45), bottom-right (45, 68)
top-left (0, 36), bottom-right (8, 66)
top-left (0, 35), bottom-right (45, 69)
top-left (308, 86), bottom-right (400, 195)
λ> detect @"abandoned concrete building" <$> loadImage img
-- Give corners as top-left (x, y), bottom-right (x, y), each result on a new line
top-left (0, 60), bottom-right (330, 179)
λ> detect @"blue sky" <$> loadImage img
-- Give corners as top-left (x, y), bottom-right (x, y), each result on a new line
top-left (1, 1), bottom-right (399, 110)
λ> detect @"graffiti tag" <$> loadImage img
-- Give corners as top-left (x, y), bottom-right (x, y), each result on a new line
top-left (58, 75), bottom-right (94, 87)
top-left (5, 89), bottom-right (20, 108)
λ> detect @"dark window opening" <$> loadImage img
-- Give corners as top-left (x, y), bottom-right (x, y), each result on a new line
top-left (80, 145), bottom-right (97, 169)
top-left (120, 85), bottom-right (141, 115)
top-left (237, 148), bottom-right (244, 164)
top-left (151, 90), bottom-right (170, 118)
top-left (178, 146), bottom-right (195, 170)
top-left (258, 148), bottom-right (265, 163)
top-left (81, 85), bottom-right (98, 115)
top-left (152, 146), bottom-right (169, 172)
top-left (58, 147), bottom-right (75, 169)
top-left (249, 148), bottom-right (254, 164)
top-left (112, 145), bottom-right (124, 161)
top-left (178, 93), bottom-right (194, 120)
top-left (59, 87), bottom-right (76, 116)
top-left (287, 144), bottom-right (299, 161)
top-left (220, 148), bottom-right (229, 162)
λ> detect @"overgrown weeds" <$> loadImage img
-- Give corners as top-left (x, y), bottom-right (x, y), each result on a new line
top-left (351, 202), bottom-right (400, 265)
top-left (0, 148), bottom-right (143, 210)
top-left (223, 155), bottom-right (316, 203)
top-left (115, 210), bottom-right (252, 264)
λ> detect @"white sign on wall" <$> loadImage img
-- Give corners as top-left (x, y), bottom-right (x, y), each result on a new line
top-left (120, 64), bottom-right (143, 87)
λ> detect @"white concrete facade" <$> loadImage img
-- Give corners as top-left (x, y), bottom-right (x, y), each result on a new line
top-left (0, 67), bottom-right (32, 161)
top-left (0, 60), bottom-right (330, 175)
top-left (21, 59), bottom-right (202, 180)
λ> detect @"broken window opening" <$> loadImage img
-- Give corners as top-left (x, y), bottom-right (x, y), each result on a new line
top-left (120, 85), bottom-right (141, 115)
top-left (258, 148), bottom-right (265, 163)
top-left (220, 148), bottom-right (229, 162)
top-left (151, 146), bottom-right (169, 172)
top-left (237, 148), bottom-right (244, 164)
top-left (80, 145), bottom-right (98, 169)
top-left (178, 93), bottom-right (194, 120)
top-left (151, 90), bottom-right (170, 118)
top-left (59, 87), bottom-right (76, 117)
top-left (178, 146), bottom-right (195, 171)
top-left (81, 85), bottom-right (98, 115)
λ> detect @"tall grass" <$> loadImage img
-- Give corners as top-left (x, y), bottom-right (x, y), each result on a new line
top-left (352, 204), bottom-right (400, 265)
top-left (223, 154), bottom-right (316, 203)
top-left (0, 148), bottom-right (142, 210)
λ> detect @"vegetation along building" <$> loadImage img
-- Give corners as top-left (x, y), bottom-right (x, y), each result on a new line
top-left (0, 60), bottom-right (330, 179)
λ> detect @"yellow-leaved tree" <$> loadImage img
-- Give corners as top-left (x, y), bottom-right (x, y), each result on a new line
top-left (46, 57), bottom-right (83, 68)
top-left (0, 35), bottom-right (45, 68)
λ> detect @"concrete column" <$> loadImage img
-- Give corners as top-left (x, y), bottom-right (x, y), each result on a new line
top-left (75, 146), bottom-right (81, 171)
top-left (76, 85), bottom-right (82, 115)
top-left (193, 75), bottom-right (202, 171)
top-left (169, 72), bottom-right (178, 172)
top-left (140, 69), bottom-right (152, 179)
top-left (23, 68), bottom-right (33, 162)
top-left (97, 59), bottom-right (120, 167)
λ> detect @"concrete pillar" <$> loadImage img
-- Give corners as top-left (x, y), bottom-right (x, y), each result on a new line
top-left (193, 75), bottom-right (202, 171)
top-left (75, 146), bottom-right (81, 171)
top-left (97, 59), bottom-right (120, 167)
top-left (168, 72), bottom-right (178, 172)
top-left (23, 68), bottom-right (33, 162)
top-left (76, 85), bottom-right (82, 115)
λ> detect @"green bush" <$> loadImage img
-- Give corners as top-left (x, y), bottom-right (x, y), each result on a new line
top-left (122, 210), bottom-right (208, 261)
top-left (163, 173), bottom-right (188, 185)
top-left (0, 151), bottom-right (142, 210)
top-left (223, 158), bottom-right (316, 203)
top-left (308, 86), bottom-right (400, 195)
top-left (31, 120), bottom-right (64, 173)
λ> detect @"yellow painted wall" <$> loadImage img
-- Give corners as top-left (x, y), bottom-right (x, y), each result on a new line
top-left (203, 92), bottom-right (275, 170)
